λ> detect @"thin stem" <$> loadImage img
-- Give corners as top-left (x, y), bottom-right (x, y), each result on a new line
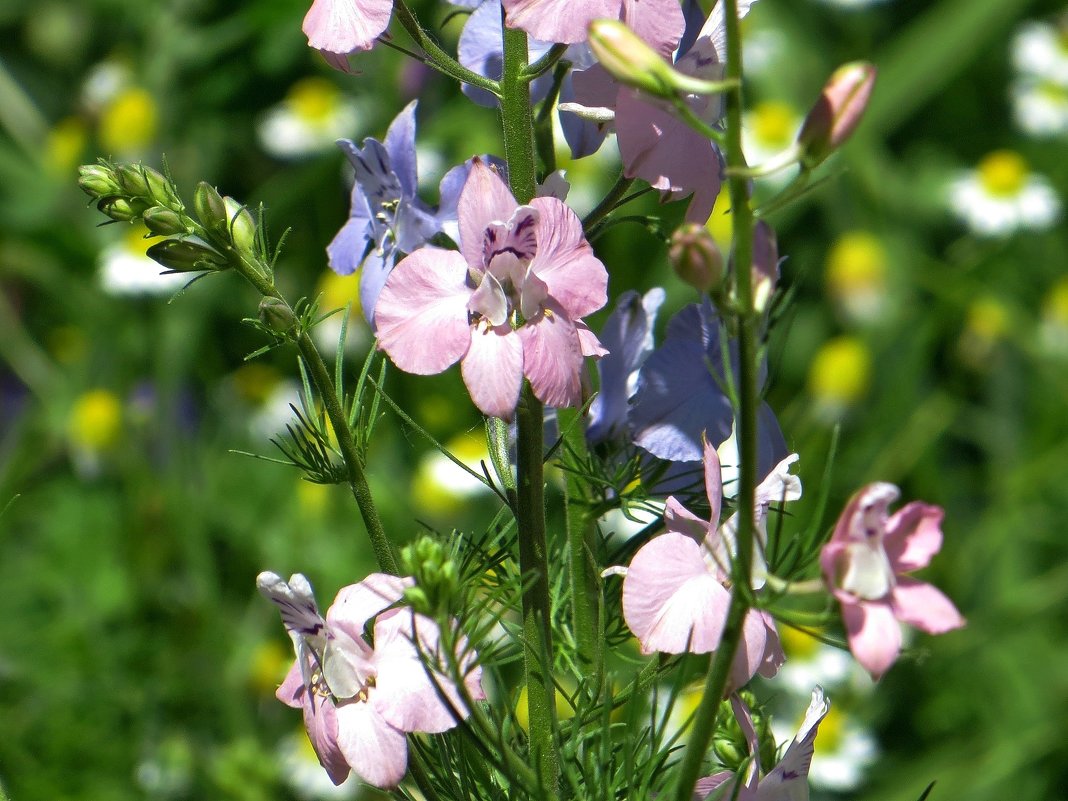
top-left (671, 0), bottom-right (760, 795)
top-left (582, 172), bottom-right (635, 231)
top-left (393, 0), bottom-right (501, 96)
top-left (522, 43), bottom-right (569, 80)
top-left (533, 61), bottom-right (569, 176)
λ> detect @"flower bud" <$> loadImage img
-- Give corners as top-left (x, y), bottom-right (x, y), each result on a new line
top-left (142, 206), bottom-right (190, 237)
top-left (669, 223), bottom-right (723, 293)
top-left (587, 19), bottom-right (681, 97)
top-left (223, 196), bottom-right (257, 255)
top-left (399, 536), bottom-right (459, 617)
top-left (193, 181), bottom-right (228, 235)
top-left (797, 62), bottom-right (876, 168)
top-left (119, 163), bottom-right (176, 206)
top-left (258, 297), bottom-right (297, 334)
top-left (146, 238), bottom-right (228, 272)
top-left (78, 164), bottom-right (121, 198)
top-left (96, 195), bottom-right (149, 223)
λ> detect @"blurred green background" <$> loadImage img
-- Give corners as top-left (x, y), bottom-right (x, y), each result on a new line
top-left (2, 0), bottom-right (1068, 798)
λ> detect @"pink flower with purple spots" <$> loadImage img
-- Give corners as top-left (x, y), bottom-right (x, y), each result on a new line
top-left (374, 159), bottom-right (609, 419)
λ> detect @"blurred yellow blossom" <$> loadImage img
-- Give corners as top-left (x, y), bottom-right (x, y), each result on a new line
top-left (69, 388), bottom-right (122, 452)
top-left (705, 188), bottom-right (733, 253)
top-left (99, 87), bottom-right (158, 155)
top-left (1040, 276), bottom-right (1068, 357)
top-left (808, 336), bottom-right (872, 414)
top-left (248, 639), bottom-right (291, 696)
top-left (949, 150), bottom-right (1060, 236)
top-left (825, 231), bottom-right (889, 324)
top-left (258, 77), bottom-right (358, 159)
top-left (46, 116), bottom-right (88, 173)
top-left (412, 434), bottom-right (493, 516)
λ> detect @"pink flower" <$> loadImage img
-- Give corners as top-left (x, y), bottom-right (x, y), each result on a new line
top-left (571, 2), bottom-right (757, 222)
top-left (609, 440), bottom-right (800, 688)
top-left (374, 159), bottom-right (609, 419)
top-left (695, 688), bottom-right (830, 801)
top-left (501, 0), bottom-right (685, 49)
top-left (302, 0), bottom-right (394, 67)
top-left (258, 572), bottom-right (485, 788)
top-left (820, 483), bottom-right (966, 679)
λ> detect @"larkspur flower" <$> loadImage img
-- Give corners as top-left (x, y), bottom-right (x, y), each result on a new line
top-left (607, 441), bottom-right (799, 689)
top-left (501, 0), bottom-right (685, 47)
top-left (374, 158), bottom-right (608, 419)
top-left (258, 572), bottom-right (484, 788)
top-left (695, 688), bottom-right (831, 801)
top-left (328, 101), bottom-right (473, 326)
top-left (569, 0), bottom-right (756, 222)
top-left (820, 483), bottom-right (965, 679)
top-left (302, 0), bottom-right (394, 69)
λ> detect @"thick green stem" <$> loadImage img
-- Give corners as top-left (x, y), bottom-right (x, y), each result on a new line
top-left (393, 0), bottom-right (501, 96)
top-left (501, 22), bottom-right (559, 797)
top-left (671, 0), bottom-right (760, 796)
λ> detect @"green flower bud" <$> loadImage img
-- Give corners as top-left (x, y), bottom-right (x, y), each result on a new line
top-left (223, 197), bottom-right (257, 255)
top-left (117, 164), bottom-right (177, 207)
top-left (797, 61), bottom-right (876, 168)
top-left (588, 19), bottom-right (677, 97)
top-left (669, 223), bottom-right (723, 293)
top-left (399, 535), bottom-right (460, 617)
top-left (142, 206), bottom-right (190, 237)
top-left (258, 297), bottom-right (297, 334)
top-left (193, 181), bottom-right (227, 236)
top-left (146, 238), bottom-right (228, 272)
top-left (97, 195), bottom-right (149, 223)
top-left (78, 164), bottom-right (121, 199)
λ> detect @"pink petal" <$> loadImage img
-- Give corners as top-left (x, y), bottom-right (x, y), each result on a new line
top-left (528, 197), bottom-right (608, 319)
top-left (754, 610), bottom-right (785, 679)
top-left (702, 438), bottom-right (723, 529)
top-left (621, 0), bottom-right (686, 58)
top-left (375, 248), bottom-right (473, 375)
top-left (728, 609), bottom-right (770, 690)
top-left (458, 159), bottom-right (517, 270)
top-left (335, 699), bottom-right (409, 789)
top-left (327, 574), bottom-right (414, 640)
top-left (519, 307), bottom-right (584, 409)
top-left (373, 610), bottom-right (472, 734)
top-left (883, 502), bottom-right (944, 572)
top-left (304, 692), bottom-right (351, 786)
top-left (276, 661), bottom-right (306, 709)
top-left (622, 532), bottom-right (731, 654)
top-left (461, 322), bottom-right (525, 419)
top-left (575, 321), bottom-right (609, 357)
top-left (571, 64), bottom-right (620, 110)
top-left (890, 577), bottom-right (965, 635)
top-left (842, 598), bottom-right (902, 680)
top-left (663, 495), bottom-right (712, 543)
top-left (302, 0), bottom-right (393, 54)
top-left (502, 0), bottom-right (621, 44)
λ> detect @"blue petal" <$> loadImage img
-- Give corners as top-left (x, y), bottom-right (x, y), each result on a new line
top-left (458, 0), bottom-right (556, 107)
top-left (383, 100), bottom-right (420, 199)
top-left (559, 74), bottom-right (608, 160)
top-left (676, 0), bottom-right (706, 60)
top-left (327, 203), bottom-right (374, 277)
top-left (358, 248), bottom-right (392, 328)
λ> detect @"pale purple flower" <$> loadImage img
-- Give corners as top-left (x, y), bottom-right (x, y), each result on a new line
top-left (569, 0), bottom-right (757, 221)
top-left (328, 101), bottom-right (473, 327)
top-left (258, 572), bottom-right (484, 788)
top-left (627, 298), bottom-right (787, 473)
top-left (820, 483), bottom-right (965, 679)
top-left (303, 0), bottom-right (394, 68)
top-left (374, 158), bottom-right (609, 419)
top-left (695, 688), bottom-right (831, 801)
top-left (609, 440), bottom-right (798, 689)
top-left (501, 0), bottom-right (685, 48)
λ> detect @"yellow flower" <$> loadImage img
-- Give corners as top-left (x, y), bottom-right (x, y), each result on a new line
top-left (977, 150), bottom-right (1028, 197)
top-left (99, 87), bottom-right (158, 154)
top-left (316, 270), bottom-right (363, 321)
top-left (46, 116), bottom-right (88, 173)
top-left (808, 336), bottom-right (872, 410)
top-left (825, 231), bottom-right (888, 323)
top-left (705, 188), bottom-right (733, 253)
top-left (965, 296), bottom-right (1010, 344)
top-left (69, 389), bottom-right (122, 452)
top-left (248, 639), bottom-right (291, 696)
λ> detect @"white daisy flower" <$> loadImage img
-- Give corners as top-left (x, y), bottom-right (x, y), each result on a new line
top-left (948, 150), bottom-right (1060, 236)
top-left (1012, 78), bottom-right (1068, 135)
top-left (99, 224), bottom-right (186, 296)
top-left (1012, 20), bottom-right (1068, 86)
top-left (258, 77), bottom-right (360, 159)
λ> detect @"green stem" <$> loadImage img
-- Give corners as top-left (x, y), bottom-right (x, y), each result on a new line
top-left (229, 250), bottom-right (398, 575)
top-left (556, 407), bottom-right (601, 672)
top-left (522, 43), bottom-right (569, 80)
top-left (393, 0), bottom-right (501, 96)
top-left (582, 173), bottom-right (635, 232)
top-left (671, 0), bottom-right (760, 795)
top-left (502, 22), bottom-right (559, 796)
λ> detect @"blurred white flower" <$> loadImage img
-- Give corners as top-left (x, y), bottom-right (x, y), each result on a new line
top-left (742, 101), bottom-right (801, 190)
top-left (948, 150), bottom-right (1060, 236)
top-left (259, 77), bottom-right (359, 159)
top-left (277, 731), bottom-right (357, 801)
top-left (1013, 20), bottom-right (1068, 86)
top-left (1012, 78), bottom-right (1068, 135)
top-left (99, 224), bottom-right (186, 296)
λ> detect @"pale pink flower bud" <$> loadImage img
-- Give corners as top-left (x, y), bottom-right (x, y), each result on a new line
top-left (797, 61), bottom-right (876, 168)
top-left (587, 19), bottom-right (678, 97)
top-left (669, 223), bottom-right (723, 293)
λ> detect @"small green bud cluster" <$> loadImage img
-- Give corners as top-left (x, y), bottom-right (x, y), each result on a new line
top-left (193, 182), bottom-right (258, 257)
top-left (400, 536), bottom-right (460, 618)
top-left (79, 162), bottom-right (190, 235)
top-left (710, 692), bottom-right (777, 774)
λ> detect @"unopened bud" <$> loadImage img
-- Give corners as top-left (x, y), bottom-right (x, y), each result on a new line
top-left (117, 164), bottom-right (176, 206)
top-left (96, 195), bottom-right (149, 223)
top-left (223, 196), bottom-right (257, 254)
top-left (797, 61), bottom-right (876, 168)
top-left (193, 181), bottom-right (228, 236)
top-left (670, 223), bottom-right (723, 293)
top-left (258, 297), bottom-right (297, 334)
top-left (142, 206), bottom-right (190, 237)
top-left (146, 238), bottom-right (228, 272)
top-left (78, 164), bottom-right (121, 198)
top-left (588, 19), bottom-right (680, 97)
